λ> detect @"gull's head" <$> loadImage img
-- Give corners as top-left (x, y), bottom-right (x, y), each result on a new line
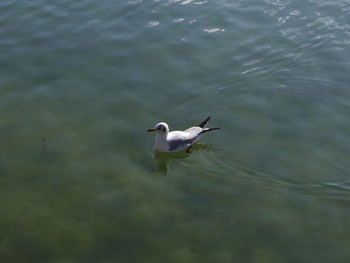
top-left (147, 122), bottom-right (169, 134)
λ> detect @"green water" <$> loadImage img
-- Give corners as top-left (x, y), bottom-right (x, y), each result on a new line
top-left (1, 0), bottom-right (350, 262)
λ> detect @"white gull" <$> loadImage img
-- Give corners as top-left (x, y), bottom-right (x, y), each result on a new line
top-left (147, 116), bottom-right (220, 153)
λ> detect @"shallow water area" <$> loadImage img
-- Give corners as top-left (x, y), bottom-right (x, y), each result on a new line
top-left (1, 0), bottom-right (350, 262)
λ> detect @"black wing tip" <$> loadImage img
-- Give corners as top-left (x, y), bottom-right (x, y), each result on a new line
top-left (198, 116), bottom-right (211, 128)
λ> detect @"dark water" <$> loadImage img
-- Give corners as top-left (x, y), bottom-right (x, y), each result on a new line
top-left (1, 0), bottom-right (350, 262)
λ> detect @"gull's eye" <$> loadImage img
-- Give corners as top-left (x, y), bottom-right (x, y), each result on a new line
top-left (156, 124), bottom-right (166, 132)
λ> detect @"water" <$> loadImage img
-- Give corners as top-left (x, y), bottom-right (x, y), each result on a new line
top-left (1, 0), bottom-right (350, 262)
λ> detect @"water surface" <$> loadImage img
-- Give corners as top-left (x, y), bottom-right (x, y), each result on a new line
top-left (1, 0), bottom-right (350, 262)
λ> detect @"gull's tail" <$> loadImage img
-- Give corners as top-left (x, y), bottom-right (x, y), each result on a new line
top-left (200, 127), bottom-right (220, 135)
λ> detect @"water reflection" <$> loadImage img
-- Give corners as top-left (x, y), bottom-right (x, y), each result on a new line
top-left (152, 143), bottom-right (214, 174)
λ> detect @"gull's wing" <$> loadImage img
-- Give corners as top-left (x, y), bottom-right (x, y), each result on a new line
top-left (167, 130), bottom-right (201, 151)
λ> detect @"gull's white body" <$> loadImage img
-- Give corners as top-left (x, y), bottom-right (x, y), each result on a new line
top-left (147, 117), bottom-right (220, 153)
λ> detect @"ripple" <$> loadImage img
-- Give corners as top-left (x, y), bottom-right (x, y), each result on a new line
top-left (156, 70), bottom-right (350, 201)
top-left (265, 0), bottom-right (291, 9)
top-left (289, 10), bottom-right (301, 16)
top-left (204, 28), bottom-right (224, 33)
top-left (264, 0), bottom-right (350, 52)
top-left (264, 9), bottom-right (278, 16)
top-left (173, 18), bottom-right (185, 23)
top-left (180, 0), bottom-right (195, 4)
top-left (140, 134), bottom-right (155, 160)
top-left (147, 21), bottom-right (160, 27)
top-left (136, 0), bottom-right (350, 201)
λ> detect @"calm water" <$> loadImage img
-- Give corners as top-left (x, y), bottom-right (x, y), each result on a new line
top-left (1, 0), bottom-right (350, 262)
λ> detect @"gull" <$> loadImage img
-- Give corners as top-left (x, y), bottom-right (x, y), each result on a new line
top-left (147, 116), bottom-right (220, 153)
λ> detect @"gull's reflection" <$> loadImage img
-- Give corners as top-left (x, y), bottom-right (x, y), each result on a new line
top-left (153, 143), bottom-right (214, 175)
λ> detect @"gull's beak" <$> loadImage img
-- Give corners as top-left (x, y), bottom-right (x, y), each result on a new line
top-left (147, 128), bottom-right (156, 132)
